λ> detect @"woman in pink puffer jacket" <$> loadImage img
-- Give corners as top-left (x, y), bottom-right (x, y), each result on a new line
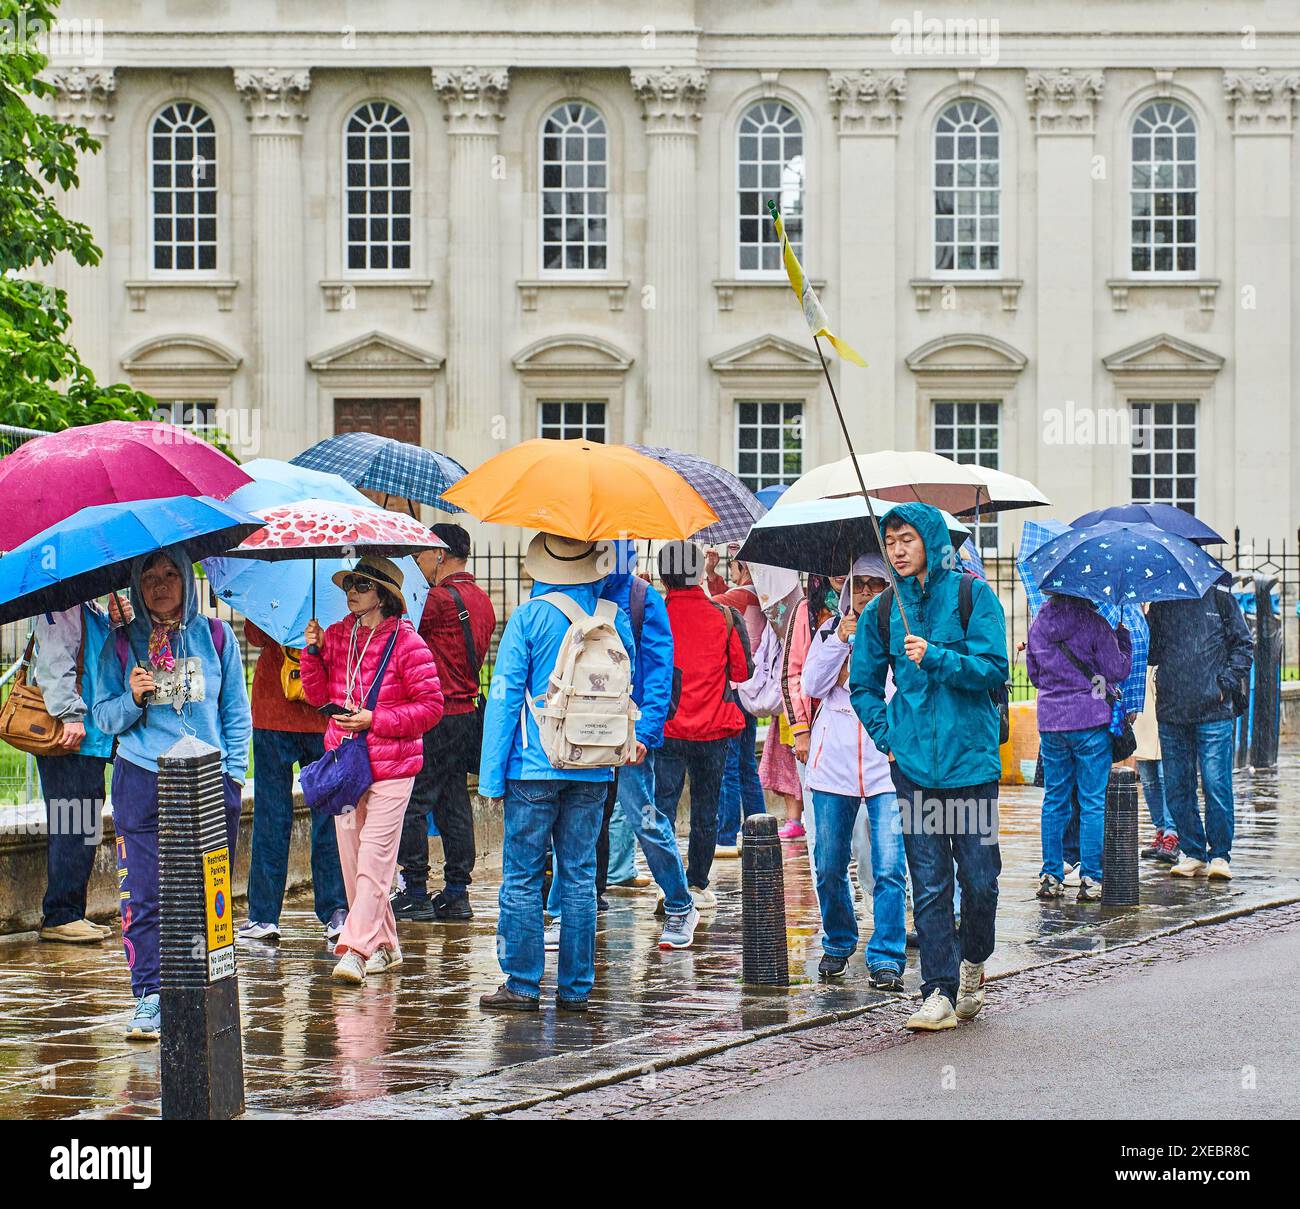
top-left (302, 558), bottom-right (443, 984)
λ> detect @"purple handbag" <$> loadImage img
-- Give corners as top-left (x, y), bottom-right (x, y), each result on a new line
top-left (300, 628), bottom-right (399, 817)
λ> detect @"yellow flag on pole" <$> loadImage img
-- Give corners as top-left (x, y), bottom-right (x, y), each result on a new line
top-left (768, 201), bottom-right (867, 367)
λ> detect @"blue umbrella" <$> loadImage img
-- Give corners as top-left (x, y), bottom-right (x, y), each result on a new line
top-left (0, 495), bottom-right (262, 625)
top-left (201, 459), bottom-right (429, 646)
top-left (290, 433), bottom-right (466, 513)
top-left (1023, 521), bottom-right (1229, 609)
top-left (1017, 518), bottom-right (1148, 713)
top-left (737, 494), bottom-right (970, 575)
top-left (1071, 502), bottom-right (1225, 547)
top-left (755, 484), bottom-right (788, 510)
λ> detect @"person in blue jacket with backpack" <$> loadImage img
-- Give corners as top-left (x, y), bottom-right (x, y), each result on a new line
top-left (93, 545), bottom-right (250, 1042)
top-left (478, 534), bottom-right (640, 1013)
top-left (850, 502), bottom-right (1008, 1033)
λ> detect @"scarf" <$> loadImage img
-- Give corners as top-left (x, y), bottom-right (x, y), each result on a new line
top-left (148, 619), bottom-right (180, 671)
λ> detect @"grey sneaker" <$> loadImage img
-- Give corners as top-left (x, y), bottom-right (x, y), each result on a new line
top-left (125, 993), bottom-right (161, 1042)
top-left (955, 960), bottom-right (986, 1020)
top-left (237, 919), bottom-right (280, 942)
top-left (324, 909), bottom-right (347, 943)
top-left (658, 906), bottom-right (700, 950)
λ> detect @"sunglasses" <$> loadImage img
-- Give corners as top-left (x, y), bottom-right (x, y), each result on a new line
top-left (341, 575), bottom-right (378, 594)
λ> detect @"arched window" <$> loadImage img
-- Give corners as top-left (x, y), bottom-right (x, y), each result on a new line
top-left (345, 102), bottom-right (411, 272)
top-left (1131, 102), bottom-right (1196, 273)
top-left (150, 102), bottom-right (217, 272)
top-left (737, 101), bottom-right (804, 273)
top-left (933, 100), bottom-right (999, 272)
top-left (540, 102), bottom-right (607, 272)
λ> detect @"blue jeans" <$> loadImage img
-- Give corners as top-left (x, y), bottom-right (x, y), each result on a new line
top-left (247, 729), bottom-right (347, 926)
top-left (547, 753), bottom-right (693, 919)
top-left (605, 797), bottom-right (637, 885)
top-left (1039, 727), bottom-right (1112, 883)
top-left (498, 778), bottom-right (608, 1001)
top-left (890, 764), bottom-right (1001, 1005)
top-left (716, 709), bottom-right (765, 847)
top-left (810, 790), bottom-right (906, 973)
top-left (35, 754), bottom-right (106, 928)
top-left (1062, 791), bottom-right (1081, 869)
top-left (1158, 719), bottom-right (1235, 863)
top-left (1137, 759), bottom-right (1172, 834)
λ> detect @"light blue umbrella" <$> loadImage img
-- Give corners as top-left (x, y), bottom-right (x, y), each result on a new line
top-left (201, 459), bottom-right (429, 646)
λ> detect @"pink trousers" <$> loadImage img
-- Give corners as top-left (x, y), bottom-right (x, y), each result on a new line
top-left (333, 776), bottom-right (415, 960)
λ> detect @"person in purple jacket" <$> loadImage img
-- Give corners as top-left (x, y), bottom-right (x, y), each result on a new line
top-left (1026, 594), bottom-right (1132, 902)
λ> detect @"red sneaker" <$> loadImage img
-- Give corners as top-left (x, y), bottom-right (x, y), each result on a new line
top-left (1140, 829), bottom-right (1165, 859)
top-left (1156, 831), bottom-right (1180, 864)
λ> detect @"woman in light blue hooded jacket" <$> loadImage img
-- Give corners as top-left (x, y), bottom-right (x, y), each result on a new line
top-left (93, 544), bottom-right (251, 1042)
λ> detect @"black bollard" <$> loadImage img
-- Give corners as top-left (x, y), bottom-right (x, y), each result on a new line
top-left (741, 813), bottom-right (788, 986)
top-left (158, 735), bottom-right (245, 1120)
top-left (1101, 765), bottom-right (1140, 907)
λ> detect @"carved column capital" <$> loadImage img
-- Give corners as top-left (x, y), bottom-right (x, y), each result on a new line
top-left (1224, 67), bottom-right (1300, 134)
top-left (827, 70), bottom-right (906, 136)
top-left (432, 67), bottom-right (510, 136)
top-left (234, 68), bottom-right (312, 135)
top-left (43, 67), bottom-right (117, 136)
top-left (631, 66), bottom-right (709, 135)
top-left (1025, 68), bottom-right (1105, 135)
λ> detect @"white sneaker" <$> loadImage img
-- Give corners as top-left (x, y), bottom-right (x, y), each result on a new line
top-left (544, 920), bottom-right (561, 952)
top-left (1207, 858), bottom-right (1233, 880)
top-left (658, 905), bottom-right (701, 950)
top-left (331, 952), bottom-right (366, 985)
top-left (1062, 862), bottom-right (1081, 887)
top-left (1170, 856), bottom-right (1209, 878)
top-left (955, 960), bottom-right (986, 1020)
top-left (689, 886), bottom-right (718, 910)
top-left (237, 919), bottom-right (279, 942)
top-left (906, 989), bottom-right (957, 1031)
top-left (364, 946), bottom-right (402, 975)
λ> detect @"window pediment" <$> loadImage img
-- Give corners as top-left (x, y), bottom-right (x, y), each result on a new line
top-left (512, 335), bottom-right (633, 375)
top-left (120, 334), bottom-right (241, 375)
top-left (1102, 332), bottom-right (1224, 376)
top-left (905, 333), bottom-right (1027, 376)
top-left (709, 334), bottom-right (822, 376)
top-left (308, 331), bottom-right (443, 373)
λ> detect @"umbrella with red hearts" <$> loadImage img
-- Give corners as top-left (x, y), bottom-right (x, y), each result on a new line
top-left (229, 499), bottom-right (447, 626)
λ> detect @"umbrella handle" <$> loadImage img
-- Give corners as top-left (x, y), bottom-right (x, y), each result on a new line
top-left (307, 560), bottom-right (320, 655)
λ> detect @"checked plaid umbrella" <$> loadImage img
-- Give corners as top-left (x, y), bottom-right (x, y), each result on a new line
top-left (626, 445), bottom-right (765, 543)
top-left (291, 432), bottom-right (466, 513)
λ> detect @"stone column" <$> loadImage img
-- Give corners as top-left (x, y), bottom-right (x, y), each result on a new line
top-left (1224, 68), bottom-right (1298, 542)
top-left (46, 68), bottom-right (117, 381)
top-left (433, 68), bottom-right (509, 462)
top-left (631, 67), bottom-right (708, 451)
top-left (235, 68), bottom-right (311, 459)
top-left (828, 71), bottom-right (905, 454)
top-left (1026, 68), bottom-right (1104, 519)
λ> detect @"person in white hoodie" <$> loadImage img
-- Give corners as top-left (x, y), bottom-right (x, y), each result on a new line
top-left (801, 556), bottom-right (907, 989)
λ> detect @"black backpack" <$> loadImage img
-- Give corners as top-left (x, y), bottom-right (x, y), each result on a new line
top-left (875, 571), bottom-right (1010, 745)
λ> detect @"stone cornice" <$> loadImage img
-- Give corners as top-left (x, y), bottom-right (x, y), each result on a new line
top-left (827, 70), bottom-right (906, 136)
top-left (631, 67), bottom-right (709, 134)
top-left (43, 67), bottom-right (117, 137)
top-left (1223, 67), bottom-right (1300, 134)
top-left (432, 67), bottom-right (510, 136)
top-left (1025, 67), bottom-right (1104, 135)
top-left (234, 68), bottom-right (311, 135)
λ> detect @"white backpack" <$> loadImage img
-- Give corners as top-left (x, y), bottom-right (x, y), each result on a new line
top-left (525, 594), bottom-right (640, 769)
top-left (736, 623), bottom-right (785, 717)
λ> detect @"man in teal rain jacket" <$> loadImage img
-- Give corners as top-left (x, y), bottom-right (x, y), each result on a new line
top-left (850, 502), bottom-right (1008, 1032)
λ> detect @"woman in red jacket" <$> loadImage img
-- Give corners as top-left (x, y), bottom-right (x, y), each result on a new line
top-left (302, 558), bottom-right (444, 985)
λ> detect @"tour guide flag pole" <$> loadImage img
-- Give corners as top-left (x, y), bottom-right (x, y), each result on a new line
top-left (767, 198), bottom-right (911, 634)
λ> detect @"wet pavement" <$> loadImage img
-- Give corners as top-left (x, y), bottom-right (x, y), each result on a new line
top-left (2, 750), bottom-right (1298, 1120)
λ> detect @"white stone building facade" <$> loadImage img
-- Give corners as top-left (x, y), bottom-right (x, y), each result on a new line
top-left (40, 0), bottom-right (1300, 544)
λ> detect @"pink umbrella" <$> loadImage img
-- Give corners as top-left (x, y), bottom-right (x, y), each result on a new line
top-left (0, 421), bottom-right (251, 551)
top-left (229, 498), bottom-right (447, 622)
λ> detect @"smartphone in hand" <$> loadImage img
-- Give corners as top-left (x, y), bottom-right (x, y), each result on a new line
top-left (318, 703), bottom-right (354, 718)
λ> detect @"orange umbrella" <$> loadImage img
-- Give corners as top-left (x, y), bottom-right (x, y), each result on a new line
top-left (441, 439), bottom-right (718, 541)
